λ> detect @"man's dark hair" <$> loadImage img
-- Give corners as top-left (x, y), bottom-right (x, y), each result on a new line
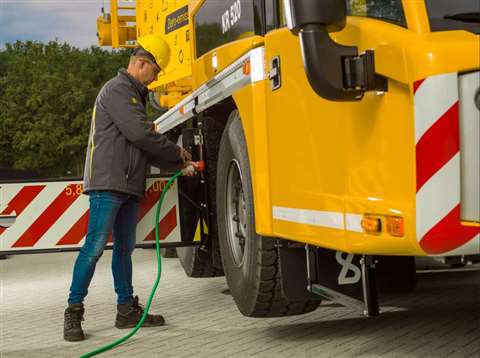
top-left (130, 46), bottom-right (159, 68)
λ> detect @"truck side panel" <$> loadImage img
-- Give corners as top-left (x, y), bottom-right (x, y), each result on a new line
top-left (261, 16), bottom-right (479, 256)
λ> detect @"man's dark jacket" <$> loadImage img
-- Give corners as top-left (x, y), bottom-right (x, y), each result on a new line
top-left (83, 69), bottom-right (183, 197)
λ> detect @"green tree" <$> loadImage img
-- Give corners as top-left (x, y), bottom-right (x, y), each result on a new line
top-left (0, 41), bottom-right (130, 177)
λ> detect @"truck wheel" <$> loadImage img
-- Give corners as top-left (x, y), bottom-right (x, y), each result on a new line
top-left (216, 111), bottom-right (320, 317)
top-left (176, 177), bottom-right (224, 277)
top-left (176, 134), bottom-right (224, 278)
top-left (177, 244), bottom-right (223, 277)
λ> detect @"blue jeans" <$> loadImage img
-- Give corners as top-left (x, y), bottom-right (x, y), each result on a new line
top-left (68, 191), bottom-right (139, 305)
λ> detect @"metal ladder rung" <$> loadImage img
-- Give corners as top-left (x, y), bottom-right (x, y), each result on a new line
top-left (118, 16), bottom-right (136, 22)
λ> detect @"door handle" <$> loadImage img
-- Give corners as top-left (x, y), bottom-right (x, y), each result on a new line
top-left (269, 56), bottom-right (281, 91)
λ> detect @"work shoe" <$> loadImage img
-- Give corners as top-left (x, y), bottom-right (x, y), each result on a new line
top-left (115, 296), bottom-right (165, 329)
top-left (64, 304), bottom-right (85, 342)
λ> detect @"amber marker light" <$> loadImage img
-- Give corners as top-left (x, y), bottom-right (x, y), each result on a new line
top-left (243, 60), bottom-right (251, 75)
top-left (361, 215), bottom-right (382, 234)
top-left (386, 216), bottom-right (404, 237)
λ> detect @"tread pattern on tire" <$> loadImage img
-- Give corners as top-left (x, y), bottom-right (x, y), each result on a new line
top-left (249, 236), bottom-right (320, 317)
top-left (179, 246), bottom-right (224, 277)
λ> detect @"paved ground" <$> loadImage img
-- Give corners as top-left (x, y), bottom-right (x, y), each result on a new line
top-left (0, 250), bottom-right (479, 358)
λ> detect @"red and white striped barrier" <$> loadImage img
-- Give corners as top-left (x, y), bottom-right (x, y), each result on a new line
top-left (414, 73), bottom-right (479, 255)
top-left (0, 178), bottom-right (180, 252)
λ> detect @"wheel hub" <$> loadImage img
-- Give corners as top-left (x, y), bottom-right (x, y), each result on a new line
top-left (226, 159), bottom-right (247, 267)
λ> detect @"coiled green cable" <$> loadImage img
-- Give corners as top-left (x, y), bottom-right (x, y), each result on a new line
top-left (80, 171), bottom-right (182, 358)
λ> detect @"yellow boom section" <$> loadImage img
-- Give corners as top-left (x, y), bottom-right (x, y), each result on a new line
top-left (97, 0), bottom-right (136, 48)
top-left (97, 0), bottom-right (193, 104)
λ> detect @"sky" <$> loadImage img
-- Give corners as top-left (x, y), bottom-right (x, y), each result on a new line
top-left (0, 0), bottom-right (106, 48)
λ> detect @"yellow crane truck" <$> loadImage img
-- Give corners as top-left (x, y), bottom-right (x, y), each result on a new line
top-left (96, 0), bottom-right (480, 317)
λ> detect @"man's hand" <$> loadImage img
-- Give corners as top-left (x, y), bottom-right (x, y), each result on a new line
top-left (181, 161), bottom-right (198, 177)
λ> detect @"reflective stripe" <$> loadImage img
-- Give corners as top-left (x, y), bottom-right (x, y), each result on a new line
top-left (89, 105), bottom-right (97, 180)
top-left (273, 206), bottom-right (344, 229)
top-left (413, 73), bottom-right (458, 144)
top-left (345, 214), bottom-right (363, 233)
top-left (414, 73), bottom-right (480, 255)
top-left (416, 154), bottom-right (460, 239)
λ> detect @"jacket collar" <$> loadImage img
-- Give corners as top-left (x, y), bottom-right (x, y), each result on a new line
top-left (118, 69), bottom-right (149, 98)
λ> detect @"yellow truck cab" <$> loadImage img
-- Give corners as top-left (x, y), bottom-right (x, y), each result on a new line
top-left (97, 0), bottom-right (480, 317)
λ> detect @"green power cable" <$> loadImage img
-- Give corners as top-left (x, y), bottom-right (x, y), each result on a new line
top-left (80, 171), bottom-right (182, 358)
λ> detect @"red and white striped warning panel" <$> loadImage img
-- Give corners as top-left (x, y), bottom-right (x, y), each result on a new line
top-left (414, 72), bottom-right (480, 256)
top-left (0, 177), bottom-right (180, 253)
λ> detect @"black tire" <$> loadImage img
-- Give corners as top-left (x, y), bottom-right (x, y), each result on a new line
top-left (177, 245), bottom-right (223, 277)
top-left (216, 111), bottom-right (320, 317)
top-left (176, 178), bottom-right (223, 277)
top-left (176, 133), bottom-right (224, 278)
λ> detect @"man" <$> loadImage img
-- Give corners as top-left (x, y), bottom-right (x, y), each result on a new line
top-left (64, 35), bottom-right (196, 342)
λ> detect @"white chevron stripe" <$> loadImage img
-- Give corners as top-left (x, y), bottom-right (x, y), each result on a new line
top-left (414, 73), bottom-right (458, 144)
top-left (41, 190), bottom-right (88, 249)
top-left (416, 154), bottom-right (460, 240)
top-left (136, 194), bottom-right (175, 242)
top-left (0, 183), bottom-right (22, 209)
top-left (136, 180), bottom-right (180, 243)
top-left (0, 183), bottom-right (63, 250)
